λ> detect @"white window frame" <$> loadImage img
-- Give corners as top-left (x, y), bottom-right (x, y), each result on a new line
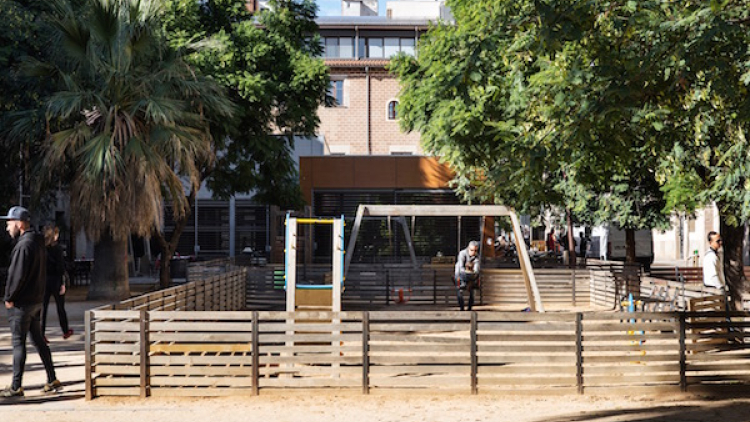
top-left (329, 145), bottom-right (351, 155)
top-left (329, 76), bottom-right (348, 107)
top-left (389, 145), bottom-right (417, 155)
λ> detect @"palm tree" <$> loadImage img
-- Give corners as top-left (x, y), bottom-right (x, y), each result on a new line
top-left (32, 0), bottom-right (233, 299)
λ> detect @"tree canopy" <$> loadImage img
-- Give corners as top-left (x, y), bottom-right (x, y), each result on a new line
top-left (162, 0), bottom-right (329, 209)
top-left (392, 0), bottom-right (750, 291)
top-left (22, 0), bottom-right (233, 298)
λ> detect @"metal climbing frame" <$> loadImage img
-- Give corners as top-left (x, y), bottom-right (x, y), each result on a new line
top-left (285, 215), bottom-right (345, 312)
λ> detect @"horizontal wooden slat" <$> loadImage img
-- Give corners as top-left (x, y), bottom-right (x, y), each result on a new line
top-left (150, 333), bottom-right (254, 342)
top-left (370, 356), bottom-right (470, 364)
top-left (259, 333), bottom-right (361, 342)
top-left (150, 388), bottom-right (256, 397)
top-left (151, 366), bottom-right (254, 376)
top-left (477, 377), bottom-right (576, 386)
top-left (151, 377), bottom-right (254, 387)
top-left (151, 344), bottom-right (253, 353)
top-left (369, 376), bottom-right (471, 388)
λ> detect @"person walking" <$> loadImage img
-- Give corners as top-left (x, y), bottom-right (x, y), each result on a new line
top-left (2, 206), bottom-right (61, 397)
top-left (455, 241), bottom-right (480, 311)
top-left (703, 231), bottom-right (726, 290)
top-left (42, 226), bottom-right (73, 342)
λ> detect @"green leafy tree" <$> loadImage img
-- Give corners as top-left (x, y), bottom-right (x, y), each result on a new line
top-left (390, 0), bottom-right (671, 265)
top-left (29, 0), bottom-right (233, 299)
top-left (154, 0), bottom-right (328, 285)
top-left (0, 0), bottom-right (54, 212)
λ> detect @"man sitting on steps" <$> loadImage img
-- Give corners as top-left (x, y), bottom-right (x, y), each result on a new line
top-left (455, 241), bottom-right (480, 311)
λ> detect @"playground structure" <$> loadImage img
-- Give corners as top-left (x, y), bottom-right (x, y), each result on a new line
top-left (344, 205), bottom-right (544, 312)
top-left (84, 259), bottom-right (750, 399)
top-left (285, 214), bottom-right (345, 312)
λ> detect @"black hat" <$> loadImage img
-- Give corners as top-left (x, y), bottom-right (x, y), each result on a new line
top-left (0, 206), bottom-right (31, 222)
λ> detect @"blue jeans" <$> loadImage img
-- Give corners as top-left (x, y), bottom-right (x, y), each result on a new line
top-left (8, 304), bottom-right (57, 389)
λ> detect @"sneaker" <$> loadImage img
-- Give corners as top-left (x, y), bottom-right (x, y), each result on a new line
top-left (63, 329), bottom-right (73, 339)
top-left (42, 380), bottom-right (62, 393)
top-left (1, 386), bottom-right (24, 397)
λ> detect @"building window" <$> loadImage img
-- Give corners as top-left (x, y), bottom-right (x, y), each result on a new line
top-left (358, 37), bottom-right (366, 58)
top-left (325, 37), bottom-right (339, 58)
top-left (320, 36), bottom-right (421, 58)
top-left (328, 79), bottom-right (345, 106)
top-left (368, 38), bottom-right (384, 58)
top-left (384, 38), bottom-right (400, 57)
top-left (389, 145), bottom-right (416, 155)
top-left (323, 37), bottom-right (355, 58)
top-left (329, 145), bottom-right (351, 155)
top-left (387, 100), bottom-right (399, 120)
top-left (339, 38), bottom-right (354, 58)
top-left (401, 38), bottom-right (415, 56)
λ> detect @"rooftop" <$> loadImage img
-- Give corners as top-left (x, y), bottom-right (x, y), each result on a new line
top-left (316, 16), bottom-right (436, 29)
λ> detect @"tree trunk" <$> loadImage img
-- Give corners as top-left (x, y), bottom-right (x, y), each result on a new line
top-left (87, 230), bottom-right (130, 300)
top-left (566, 210), bottom-right (576, 268)
top-left (625, 228), bottom-right (636, 264)
top-left (154, 188), bottom-right (197, 289)
top-left (719, 212), bottom-right (745, 310)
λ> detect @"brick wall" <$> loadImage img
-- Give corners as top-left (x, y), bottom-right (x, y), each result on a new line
top-left (317, 67), bottom-right (422, 155)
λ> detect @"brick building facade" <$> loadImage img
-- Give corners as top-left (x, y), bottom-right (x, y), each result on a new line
top-left (318, 66), bottom-right (422, 155)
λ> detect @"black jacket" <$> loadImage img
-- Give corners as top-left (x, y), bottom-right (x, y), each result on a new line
top-left (4, 230), bottom-right (46, 306)
top-left (46, 243), bottom-right (65, 290)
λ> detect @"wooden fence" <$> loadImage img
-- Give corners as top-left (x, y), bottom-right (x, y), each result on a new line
top-left (246, 265), bottom-right (590, 310)
top-left (85, 267), bottom-right (248, 397)
top-left (481, 268), bottom-right (590, 308)
top-left (86, 309), bottom-right (750, 398)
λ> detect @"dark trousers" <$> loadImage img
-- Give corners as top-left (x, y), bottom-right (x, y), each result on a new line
top-left (42, 286), bottom-right (69, 335)
top-left (456, 287), bottom-right (475, 311)
top-left (456, 272), bottom-right (477, 311)
top-left (8, 304), bottom-right (57, 389)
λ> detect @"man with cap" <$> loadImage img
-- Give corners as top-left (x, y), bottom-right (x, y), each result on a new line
top-left (2, 206), bottom-right (61, 397)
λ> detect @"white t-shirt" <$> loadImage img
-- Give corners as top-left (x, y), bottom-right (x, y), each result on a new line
top-left (703, 248), bottom-right (725, 289)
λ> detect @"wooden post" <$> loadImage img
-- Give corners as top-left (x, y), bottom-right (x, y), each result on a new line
top-left (85, 311), bottom-right (93, 400)
top-left (470, 312), bottom-right (478, 395)
top-left (286, 217), bottom-right (297, 312)
top-left (679, 313), bottom-right (687, 392)
top-left (362, 311), bottom-right (370, 395)
top-left (332, 217), bottom-right (343, 312)
top-left (572, 267), bottom-right (577, 307)
top-left (509, 211), bottom-right (544, 312)
top-left (252, 311), bottom-right (259, 396)
top-left (433, 270), bottom-right (437, 305)
top-left (139, 310), bottom-right (150, 398)
top-left (386, 270), bottom-right (390, 305)
top-left (398, 216), bottom-right (418, 269)
top-left (576, 313), bottom-right (583, 394)
top-left (344, 206), bottom-right (365, 280)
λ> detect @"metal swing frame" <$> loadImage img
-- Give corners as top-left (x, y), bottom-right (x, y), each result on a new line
top-left (344, 205), bottom-right (544, 312)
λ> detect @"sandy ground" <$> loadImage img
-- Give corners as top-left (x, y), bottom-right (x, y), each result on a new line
top-left (1, 286), bottom-right (749, 422)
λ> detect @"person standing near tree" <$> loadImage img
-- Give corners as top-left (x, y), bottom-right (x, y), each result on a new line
top-left (703, 231), bottom-right (726, 290)
top-left (546, 228), bottom-right (558, 254)
top-left (42, 226), bottom-right (73, 343)
top-left (1, 207), bottom-right (61, 397)
top-left (578, 231), bottom-right (588, 266)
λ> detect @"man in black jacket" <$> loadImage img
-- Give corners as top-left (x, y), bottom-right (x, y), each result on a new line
top-left (2, 206), bottom-right (60, 397)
